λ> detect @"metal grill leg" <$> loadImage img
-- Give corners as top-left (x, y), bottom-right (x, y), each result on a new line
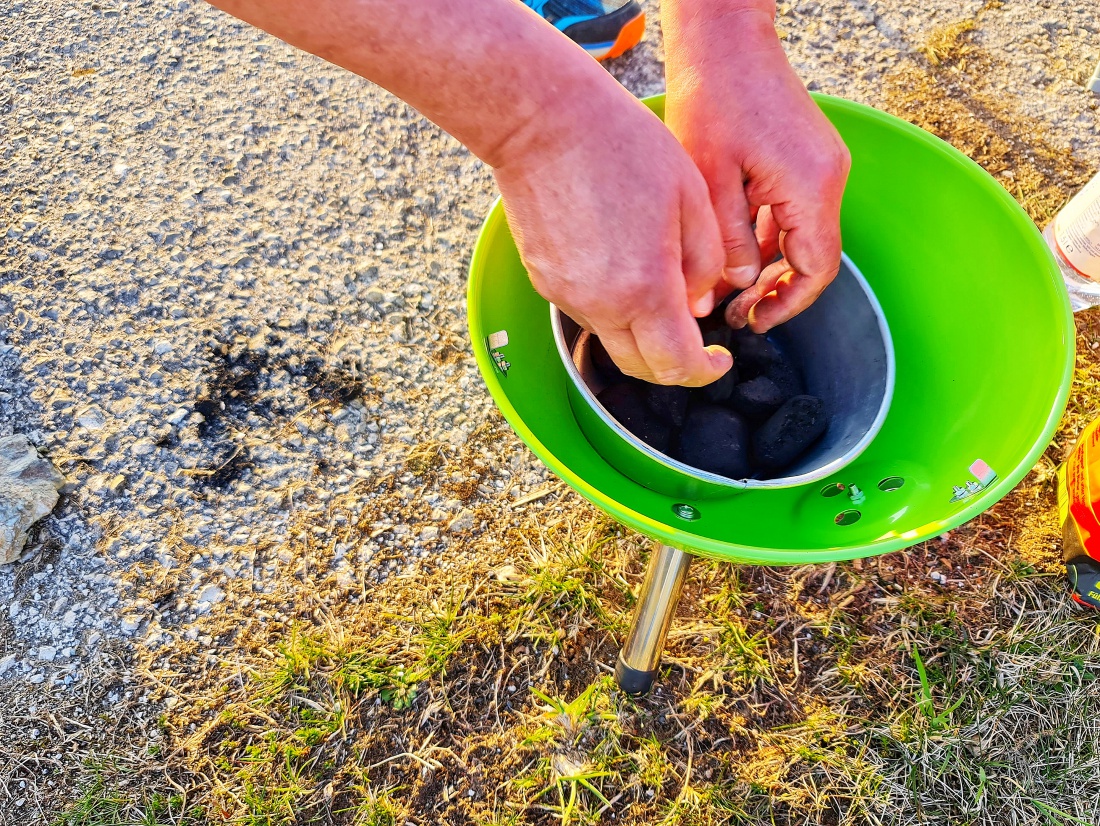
top-left (615, 544), bottom-right (693, 695)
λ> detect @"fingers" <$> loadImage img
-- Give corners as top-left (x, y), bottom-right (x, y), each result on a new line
top-left (725, 258), bottom-right (787, 330)
top-left (594, 326), bottom-right (651, 381)
top-left (679, 178), bottom-right (726, 318)
top-left (754, 205), bottom-right (782, 266)
top-left (709, 178), bottom-right (761, 290)
top-left (629, 307), bottom-right (733, 387)
top-left (771, 203), bottom-right (843, 291)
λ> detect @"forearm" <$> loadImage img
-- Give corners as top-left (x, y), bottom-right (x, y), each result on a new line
top-left (205, 0), bottom-right (622, 168)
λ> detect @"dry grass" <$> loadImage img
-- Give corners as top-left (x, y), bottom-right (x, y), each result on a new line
top-left (8, 9), bottom-right (1100, 826)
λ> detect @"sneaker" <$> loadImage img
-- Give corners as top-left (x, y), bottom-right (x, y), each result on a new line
top-left (525, 0), bottom-right (646, 61)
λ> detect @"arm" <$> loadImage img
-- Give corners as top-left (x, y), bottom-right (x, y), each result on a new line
top-left (662, 0), bottom-right (851, 332)
top-left (205, 0), bottom-right (733, 386)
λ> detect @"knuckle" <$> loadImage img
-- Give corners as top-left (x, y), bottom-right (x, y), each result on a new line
top-left (651, 366), bottom-right (693, 386)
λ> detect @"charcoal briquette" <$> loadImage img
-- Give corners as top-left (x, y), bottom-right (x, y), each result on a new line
top-left (645, 384), bottom-right (690, 428)
top-left (701, 362), bottom-right (738, 404)
top-left (735, 334), bottom-right (781, 379)
top-left (753, 395), bottom-right (828, 472)
top-left (765, 359), bottom-right (805, 400)
top-left (597, 383), bottom-right (672, 453)
top-left (677, 405), bottom-right (751, 479)
top-left (729, 376), bottom-right (786, 420)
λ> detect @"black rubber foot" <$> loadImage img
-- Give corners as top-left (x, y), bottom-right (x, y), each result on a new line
top-left (615, 655), bottom-right (656, 695)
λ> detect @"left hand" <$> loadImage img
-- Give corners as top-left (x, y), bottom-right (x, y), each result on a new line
top-left (663, 3), bottom-right (851, 333)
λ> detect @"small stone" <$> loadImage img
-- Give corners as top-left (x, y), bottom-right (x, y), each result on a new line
top-left (36, 646), bottom-right (56, 662)
top-left (27, 673), bottom-right (45, 685)
top-left (420, 526), bottom-right (439, 541)
top-left (153, 340), bottom-right (173, 355)
top-left (76, 407), bottom-right (107, 430)
top-left (448, 509), bottom-right (475, 533)
top-left (196, 584), bottom-right (225, 605)
top-left (753, 396), bottom-right (828, 473)
top-left (597, 383), bottom-right (672, 453)
top-left (677, 405), bottom-right (751, 479)
top-left (644, 384), bottom-right (690, 428)
top-left (120, 616), bottom-right (141, 634)
top-left (730, 376), bottom-right (786, 421)
top-left (0, 435), bottom-right (66, 564)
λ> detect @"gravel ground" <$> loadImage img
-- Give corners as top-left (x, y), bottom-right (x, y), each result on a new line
top-left (0, 0), bottom-right (1098, 815)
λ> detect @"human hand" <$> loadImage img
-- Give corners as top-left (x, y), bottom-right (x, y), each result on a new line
top-left (492, 84), bottom-right (733, 386)
top-left (663, 3), bottom-right (851, 333)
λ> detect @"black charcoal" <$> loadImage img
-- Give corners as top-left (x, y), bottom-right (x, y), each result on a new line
top-left (753, 395), bottom-right (828, 472)
top-left (677, 405), bottom-right (751, 479)
top-left (701, 363), bottom-right (738, 404)
top-left (645, 384), bottom-right (690, 428)
top-left (729, 376), bottom-right (786, 420)
top-left (765, 359), bottom-right (805, 401)
top-left (597, 383), bottom-right (672, 453)
top-left (735, 334), bottom-right (781, 379)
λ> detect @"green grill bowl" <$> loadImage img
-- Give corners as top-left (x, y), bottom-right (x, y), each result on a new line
top-left (467, 94), bottom-right (1075, 565)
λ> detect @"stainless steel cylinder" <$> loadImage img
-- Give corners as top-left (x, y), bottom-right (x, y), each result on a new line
top-left (615, 544), bottom-right (693, 694)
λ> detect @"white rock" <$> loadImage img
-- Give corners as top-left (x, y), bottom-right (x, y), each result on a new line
top-left (448, 509), bottom-right (476, 533)
top-left (196, 584), bottom-right (225, 605)
top-left (37, 646), bottom-right (56, 662)
top-left (120, 616), bottom-right (141, 634)
top-left (0, 435), bottom-right (66, 564)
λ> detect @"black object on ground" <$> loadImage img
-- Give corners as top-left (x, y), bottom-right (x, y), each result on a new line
top-left (677, 405), bottom-right (752, 479)
top-left (753, 395), bottom-right (828, 471)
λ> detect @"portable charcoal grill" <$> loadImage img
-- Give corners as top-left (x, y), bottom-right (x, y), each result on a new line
top-left (467, 94), bottom-right (1076, 694)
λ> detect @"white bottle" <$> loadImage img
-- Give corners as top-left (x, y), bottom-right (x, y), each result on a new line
top-left (1043, 171), bottom-right (1100, 311)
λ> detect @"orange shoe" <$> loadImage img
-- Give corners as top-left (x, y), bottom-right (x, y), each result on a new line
top-left (524, 0), bottom-right (645, 61)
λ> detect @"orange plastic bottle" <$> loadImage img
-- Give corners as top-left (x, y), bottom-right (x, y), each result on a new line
top-left (1057, 418), bottom-right (1100, 609)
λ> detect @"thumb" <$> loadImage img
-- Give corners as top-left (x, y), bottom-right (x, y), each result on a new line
top-left (679, 179), bottom-right (725, 317)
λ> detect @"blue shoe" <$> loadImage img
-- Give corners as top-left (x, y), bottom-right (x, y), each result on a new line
top-left (524, 0), bottom-right (646, 60)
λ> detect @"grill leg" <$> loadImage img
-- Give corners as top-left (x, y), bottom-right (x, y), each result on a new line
top-left (615, 544), bottom-right (693, 695)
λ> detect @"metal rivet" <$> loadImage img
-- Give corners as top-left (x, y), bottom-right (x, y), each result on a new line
top-left (821, 483), bottom-right (846, 498)
top-left (672, 503), bottom-right (700, 521)
top-left (879, 476), bottom-right (905, 492)
top-left (835, 510), bottom-right (861, 526)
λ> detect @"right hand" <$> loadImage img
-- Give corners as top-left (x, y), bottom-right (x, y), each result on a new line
top-left (491, 86), bottom-right (733, 387)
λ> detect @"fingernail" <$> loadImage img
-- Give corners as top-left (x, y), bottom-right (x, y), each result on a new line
top-left (724, 265), bottom-right (759, 288)
top-left (704, 345), bottom-right (733, 370)
top-left (691, 291), bottom-right (715, 317)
